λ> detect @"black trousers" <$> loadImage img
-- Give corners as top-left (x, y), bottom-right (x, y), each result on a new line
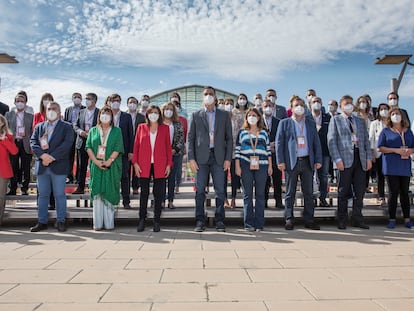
top-left (10, 140), bottom-right (32, 192)
top-left (67, 136), bottom-right (76, 182)
top-left (265, 153), bottom-right (283, 204)
top-left (337, 150), bottom-right (366, 224)
top-left (121, 155), bottom-right (130, 205)
top-left (76, 147), bottom-right (89, 190)
top-left (139, 164), bottom-right (166, 221)
top-left (386, 175), bottom-right (411, 219)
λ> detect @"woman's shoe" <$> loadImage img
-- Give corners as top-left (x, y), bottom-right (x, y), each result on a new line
top-left (230, 198), bottom-right (236, 209)
top-left (168, 202), bottom-right (176, 209)
top-left (153, 222), bottom-right (160, 232)
top-left (387, 220), bottom-right (395, 229)
top-left (404, 221), bottom-right (414, 229)
top-left (224, 199), bottom-right (231, 208)
top-left (137, 219), bottom-right (145, 232)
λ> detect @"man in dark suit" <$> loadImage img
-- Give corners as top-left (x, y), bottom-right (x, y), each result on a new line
top-left (5, 93), bottom-right (34, 195)
top-left (262, 99), bottom-right (282, 208)
top-left (310, 96), bottom-right (331, 207)
top-left (0, 101), bottom-right (9, 116)
top-left (30, 101), bottom-right (74, 232)
top-left (188, 86), bottom-right (233, 232)
top-left (72, 93), bottom-right (99, 194)
top-left (63, 92), bottom-right (85, 183)
top-left (127, 96), bottom-right (145, 194)
top-left (265, 89), bottom-right (287, 120)
top-left (109, 94), bottom-right (134, 209)
top-left (276, 96), bottom-right (322, 230)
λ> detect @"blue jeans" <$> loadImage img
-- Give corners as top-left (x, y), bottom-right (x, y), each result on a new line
top-left (240, 161), bottom-right (267, 230)
top-left (317, 155), bottom-right (331, 199)
top-left (37, 168), bottom-right (67, 223)
top-left (284, 157), bottom-right (314, 222)
top-left (166, 155), bottom-right (181, 202)
top-left (195, 150), bottom-right (225, 223)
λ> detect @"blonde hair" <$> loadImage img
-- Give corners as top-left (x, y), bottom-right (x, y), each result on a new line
top-left (0, 115), bottom-right (12, 135)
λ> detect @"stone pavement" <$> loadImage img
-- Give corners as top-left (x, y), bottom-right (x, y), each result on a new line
top-left (0, 223), bottom-right (413, 310)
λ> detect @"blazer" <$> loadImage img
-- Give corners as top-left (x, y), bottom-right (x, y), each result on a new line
top-left (0, 133), bottom-right (18, 178)
top-left (132, 123), bottom-right (173, 179)
top-left (275, 117), bottom-right (322, 171)
top-left (30, 120), bottom-right (74, 175)
top-left (313, 112), bottom-right (331, 157)
top-left (118, 112), bottom-right (134, 156)
top-left (131, 112), bottom-right (146, 137)
top-left (64, 105), bottom-right (85, 125)
top-left (0, 101), bottom-right (9, 116)
top-left (264, 116), bottom-right (280, 165)
top-left (73, 107), bottom-right (99, 150)
top-left (327, 114), bottom-right (371, 170)
top-left (5, 110), bottom-right (34, 154)
top-left (188, 108), bottom-right (233, 165)
top-left (273, 105), bottom-right (287, 120)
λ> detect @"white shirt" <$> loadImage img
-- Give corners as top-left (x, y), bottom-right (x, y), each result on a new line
top-left (150, 131), bottom-right (157, 163)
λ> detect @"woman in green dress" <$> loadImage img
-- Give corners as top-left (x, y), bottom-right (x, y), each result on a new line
top-left (86, 107), bottom-right (124, 230)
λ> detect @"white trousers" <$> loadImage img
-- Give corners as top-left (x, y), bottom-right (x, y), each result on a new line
top-left (93, 196), bottom-right (115, 230)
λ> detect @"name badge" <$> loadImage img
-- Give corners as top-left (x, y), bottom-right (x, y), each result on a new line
top-left (250, 156), bottom-right (259, 170)
top-left (97, 145), bottom-right (106, 160)
top-left (40, 136), bottom-right (49, 150)
top-left (17, 126), bottom-right (25, 137)
top-left (401, 146), bottom-right (409, 159)
top-left (297, 136), bottom-right (306, 148)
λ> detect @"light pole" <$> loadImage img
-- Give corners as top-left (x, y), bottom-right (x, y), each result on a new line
top-left (375, 54), bottom-right (413, 93)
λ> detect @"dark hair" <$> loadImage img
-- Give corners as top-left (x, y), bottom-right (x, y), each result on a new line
top-left (387, 91), bottom-right (399, 100)
top-left (17, 90), bottom-right (28, 102)
top-left (97, 107), bottom-right (114, 127)
top-left (127, 96), bottom-right (138, 103)
top-left (355, 95), bottom-right (371, 113)
top-left (109, 93), bottom-right (121, 102)
top-left (72, 92), bottom-right (82, 98)
top-left (385, 106), bottom-right (409, 129)
top-left (203, 86), bottom-right (216, 94)
top-left (145, 105), bottom-right (163, 125)
top-left (289, 95), bottom-right (305, 108)
top-left (235, 93), bottom-right (249, 110)
top-left (170, 91), bottom-right (181, 102)
top-left (242, 107), bottom-right (264, 130)
top-left (161, 102), bottom-right (179, 122)
top-left (39, 93), bottom-right (54, 114)
top-left (375, 103), bottom-right (390, 120)
top-left (340, 95), bottom-right (353, 104)
top-left (86, 93), bottom-right (98, 102)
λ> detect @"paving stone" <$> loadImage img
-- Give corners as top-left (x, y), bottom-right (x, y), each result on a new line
top-left (161, 269), bottom-right (250, 283)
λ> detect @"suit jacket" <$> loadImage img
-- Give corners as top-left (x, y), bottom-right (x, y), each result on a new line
top-left (64, 105), bottom-right (85, 125)
top-left (273, 105), bottom-right (287, 120)
top-left (131, 112), bottom-right (146, 137)
top-left (73, 107), bottom-right (99, 150)
top-left (118, 112), bottom-right (134, 156)
top-left (327, 114), bottom-right (371, 170)
top-left (312, 112), bottom-right (331, 157)
top-left (30, 120), bottom-right (74, 175)
top-left (188, 108), bottom-right (233, 165)
top-left (132, 123), bottom-right (173, 179)
top-left (5, 110), bottom-right (34, 154)
top-left (275, 117), bottom-right (322, 171)
top-left (264, 116), bottom-right (280, 166)
top-left (0, 133), bottom-right (18, 178)
top-left (0, 101), bottom-right (9, 116)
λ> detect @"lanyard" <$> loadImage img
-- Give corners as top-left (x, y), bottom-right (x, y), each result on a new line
top-left (293, 118), bottom-right (305, 136)
top-left (394, 128), bottom-right (406, 146)
top-left (99, 126), bottom-right (111, 147)
top-left (248, 130), bottom-right (259, 155)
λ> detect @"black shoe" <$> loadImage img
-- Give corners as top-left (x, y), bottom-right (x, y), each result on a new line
top-left (352, 221), bottom-right (369, 229)
top-left (216, 221), bottom-right (226, 232)
top-left (338, 222), bottom-right (347, 230)
top-left (153, 221), bottom-right (160, 232)
top-left (194, 221), bottom-right (205, 232)
top-left (313, 199), bottom-right (317, 206)
top-left (275, 199), bottom-right (285, 209)
top-left (72, 188), bottom-right (84, 194)
top-left (57, 221), bottom-right (66, 232)
top-left (123, 203), bottom-right (131, 209)
top-left (167, 202), bottom-right (176, 209)
top-left (285, 220), bottom-right (294, 230)
top-left (30, 222), bottom-right (48, 232)
top-left (6, 191), bottom-right (16, 196)
top-left (319, 198), bottom-right (330, 207)
top-left (305, 221), bottom-right (320, 230)
top-left (137, 219), bottom-right (145, 232)
top-left (21, 190), bottom-right (29, 195)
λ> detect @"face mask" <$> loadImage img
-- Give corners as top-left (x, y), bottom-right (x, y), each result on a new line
top-left (391, 114), bottom-right (401, 123)
top-left (264, 107), bottom-right (273, 116)
top-left (85, 99), bottom-right (93, 108)
top-left (171, 97), bottom-right (179, 103)
top-left (203, 95), bottom-right (215, 106)
top-left (379, 109), bottom-right (388, 118)
top-left (268, 96), bottom-right (275, 104)
top-left (100, 114), bottom-right (111, 124)
top-left (128, 103), bottom-right (137, 112)
top-left (388, 99), bottom-right (398, 106)
top-left (164, 109), bottom-right (173, 118)
top-left (43, 100), bottom-right (51, 108)
top-left (311, 102), bottom-right (321, 111)
top-left (73, 98), bottom-right (82, 106)
top-left (328, 105), bottom-right (335, 112)
top-left (343, 104), bottom-right (354, 114)
top-left (359, 102), bottom-right (367, 110)
top-left (238, 99), bottom-right (247, 106)
top-left (111, 101), bottom-right (120, 110)
top-left (293, 105), bottom-right (305, 116)
top-left (141, 100), bottom-right (150, 107)
top-left (148, 113), bottom-right (159, 122)
top-left (307, 95), bottom-right (314, 102)
top-left (224, 105), bottom-right (233, 112)
top-left (254, 99), bottom-right (262, 107)
top-left (218, 104), bottom-right (225, 110)
top-left (247, 116), bottom-right (258, 125)
top-left (46, 110), bottom-right (58, 121)
top-left (15, 102), bottom-right (25, 110)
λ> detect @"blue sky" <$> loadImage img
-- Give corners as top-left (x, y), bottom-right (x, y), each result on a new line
top-left (1, 0), bottom-right (414, 116)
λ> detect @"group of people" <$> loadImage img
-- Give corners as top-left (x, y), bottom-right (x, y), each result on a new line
top-left (0, 86), bottom-right (413, 233)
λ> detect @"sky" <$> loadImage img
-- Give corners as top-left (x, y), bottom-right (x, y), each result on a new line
top-left (1, 0), bottom-right (414, 116)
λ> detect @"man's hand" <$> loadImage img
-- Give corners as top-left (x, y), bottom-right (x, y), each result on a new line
top-left (366, 160), bottom-right (372, 171)
top-left (223, 160), bottom-right (231, 171)
top-left (314, 163), bottom-right (322, 170)
top-left (133, 163), bottom-right (141, 177)
top-left (189, 159), bottom-right (198, 173)
top-left (277, 163), bottom-right (285, 171)
top-left (128, 153), bottom-right (133, 161)
top-left (80, 130), bottom-right (88, 138)
top-left (336, 160), bottom-right (344, 171)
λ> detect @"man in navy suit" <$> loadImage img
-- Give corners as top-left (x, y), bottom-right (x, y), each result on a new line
top-left (109, 94), bottom-right (134, 209)
top-left (276, 95), bottom-right (322, 230)
top-left (30, 102), bottom-right (74, 232)
top-left (0, 101), bottom-right (9, 116)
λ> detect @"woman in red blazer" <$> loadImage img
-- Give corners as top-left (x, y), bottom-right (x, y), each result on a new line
top-left (0, 115), bottom-right (18, 225)
top-left (133, 105), bottom-right (172, 232)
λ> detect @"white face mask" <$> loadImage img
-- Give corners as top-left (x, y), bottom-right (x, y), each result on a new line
top-left (328, 105), bottom-right (335, 112)
top-left (15, 102), bottom-right (25, 110)
top-left (141, 100), bottom-right (150, 107)
top-left (343, 104), bottom-right (354, 114)
top-left (148, 113), bottom-right (159, 122)
top-left (391, 114), bottom-right (402, 124)
top-left (73, 98), bottom-right (82, 106)
top-left (85, 99), bottom-right (93, 108)
top-left (100, 114), bottom-right (111, 124)
top-left (293, 105), bottom-right (305, 116)
top-left (263, 107), bottom-right (273, 116)
top-left (359, 102), bottom-right (367, 110)
top-left (224, 105), bottom-right (233, 112)
top-left (238, 99), bottom-right (247, 106)
top-left (268, 96), bottom-right (276, 104)
top-left (218, 104), bottom-right (225, 110)
top-left (128, 103), bottom-right (137, 112)
top-left (247, 115), bottom-right (258, 125)
top-left (46, 110), bottom-right (58, 121)
top-left (203, 95), bottom-right (215, 106)
top-left (111, 101), bottom-right (121, 110)
top-left (379, 109), bottom-right (388, 118)
top-left (171, 97), bottom-right (179, 103)
top-left (311, 102), bottom-right (322, 111)
top-left (43, 100), bottom-right (51, 108)
top-left (388, 99), bottom-right (398, 106)
top-left (307, 95), bottom-right (314, 102)
top-left (254, 99), bottom-right (262, 107)
top-left (164, 109), bottom-right (173, 118)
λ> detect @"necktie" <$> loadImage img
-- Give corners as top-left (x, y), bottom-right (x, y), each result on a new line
top-left (348, 116), bottom-right (353, 133)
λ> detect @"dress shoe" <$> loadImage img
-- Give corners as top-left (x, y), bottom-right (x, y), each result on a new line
top-left (244, 226), bottom-right (255, 232)
top-left (216, 221), bottom-right (226, 232)
top-left (174, 186), bottom-right (180, 194)
top-left (30, 222), bottom-right (48, 232)
top-left (137, 219), bottom-right (145, 232)
top-left (194, 221), bottom-right (205, 232)
top-left (338, 222), bottom-right (347, 230)
top-left (123, 203), bottom-right (131, 209)
top-left (167, 202), bottom-right (176, 209)
top-left (351, 220), bottom-right (369, 229)
top-left (275, 200), bottom-right (284, 209)
top-left (319, 198), bottom-right (330, 207)
top-left (132, 188), bottom-right (139, 195)
top-left (285, 220), bottom-right (294, 230)
top-left (56, 221), bottom-right (66, 232)
top-left (304, 221), bottom-right (320, 230)
top-left (6, 191), bottom-right (16, 196)
top-left (21, 190), bottom-right (29, 195)
top-left (72, 188), bottom-right (84, 194)
top-left (153, 221), bottom-right (160, 232)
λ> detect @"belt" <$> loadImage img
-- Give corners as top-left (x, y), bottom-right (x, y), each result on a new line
top-left (297, 156), bottom-right (309, 160)
top-left (209, 148), bottom-right (214, 152)
top-left (15, 138), bottom-right (23, 142)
